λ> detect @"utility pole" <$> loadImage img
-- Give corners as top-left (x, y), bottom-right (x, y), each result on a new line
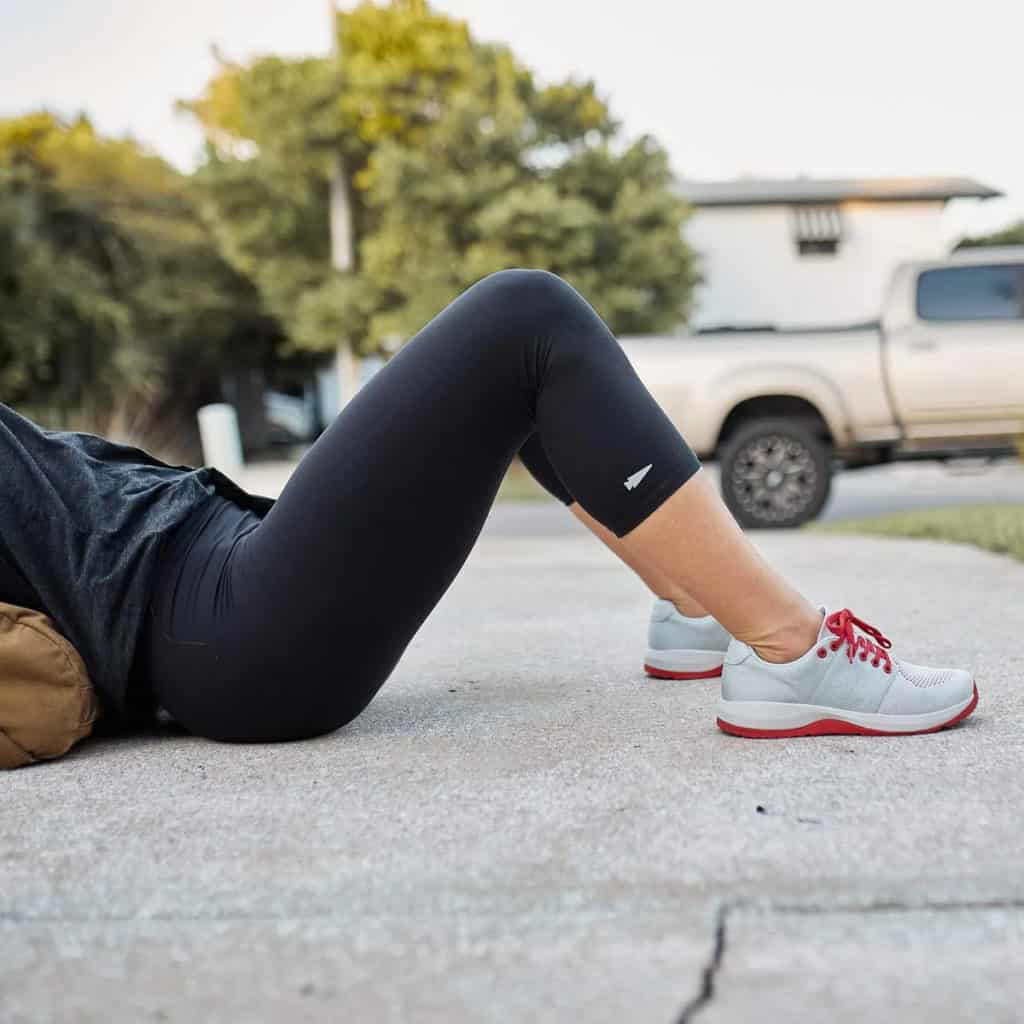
top-left (328, 0), bottom-right (360, 411)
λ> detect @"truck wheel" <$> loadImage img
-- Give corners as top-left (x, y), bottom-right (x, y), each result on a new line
top-left (719, 417), bottom-right (832, 529)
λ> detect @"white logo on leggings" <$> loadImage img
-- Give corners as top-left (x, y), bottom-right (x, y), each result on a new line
top-left (624, 464), bottom-right (653, 491)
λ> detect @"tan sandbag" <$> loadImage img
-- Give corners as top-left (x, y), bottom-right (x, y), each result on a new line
top-left (0, 602), bottom-right (99, 769)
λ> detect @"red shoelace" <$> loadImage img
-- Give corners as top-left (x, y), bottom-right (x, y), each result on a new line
top-left (822, 609), bottom-right (893, 673)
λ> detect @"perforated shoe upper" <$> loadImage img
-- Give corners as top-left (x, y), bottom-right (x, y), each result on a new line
top-left (877, 658), bottom-right (974, 715)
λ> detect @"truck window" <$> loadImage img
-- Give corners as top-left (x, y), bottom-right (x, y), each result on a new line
top-left (917, 264), bottom-right (1024, 322)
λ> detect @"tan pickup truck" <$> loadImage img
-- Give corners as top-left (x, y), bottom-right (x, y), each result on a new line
top-left (620, 247), bottom-right (1024, 528)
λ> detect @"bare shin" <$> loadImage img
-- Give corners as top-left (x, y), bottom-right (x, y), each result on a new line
top-left (614, 469), bottom-right (823, 662)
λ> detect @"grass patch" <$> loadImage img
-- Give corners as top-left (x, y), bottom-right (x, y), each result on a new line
top-left (809, 504), bottom-right (1024, 562)
top-left (496, 458), bottom-right (553, 502)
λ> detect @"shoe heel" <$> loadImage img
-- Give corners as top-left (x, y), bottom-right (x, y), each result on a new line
top-left (645, 664), bottom-right (723, 680)
top-left (643, 649), bottom-right (725, 680)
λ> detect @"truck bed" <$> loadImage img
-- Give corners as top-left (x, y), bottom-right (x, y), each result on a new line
top-left (617, 325), bottom-right (893, 458)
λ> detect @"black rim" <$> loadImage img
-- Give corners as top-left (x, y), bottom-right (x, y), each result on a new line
top-left (730, 434), bottom-right (818, 523)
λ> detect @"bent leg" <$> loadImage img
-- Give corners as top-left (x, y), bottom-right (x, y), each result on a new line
top-left (161, 269), bottom-right (701, 742)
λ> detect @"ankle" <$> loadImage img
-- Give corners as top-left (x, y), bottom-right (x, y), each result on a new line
top-left (750, 610), bottom-right (824, 664)
top-left (664, 594), bottom-right (709, 619)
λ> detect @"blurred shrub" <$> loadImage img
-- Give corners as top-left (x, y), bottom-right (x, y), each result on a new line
top-left (0, 112), bottom-right (283, 456)
top-left (954, 220), bottom-right (1024, 249)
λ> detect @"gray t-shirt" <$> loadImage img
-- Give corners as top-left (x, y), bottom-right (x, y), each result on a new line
top-left (0, 402), bottom-right (275, 715)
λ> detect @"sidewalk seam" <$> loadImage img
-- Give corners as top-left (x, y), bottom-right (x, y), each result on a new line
top-left (673, 896), bottom-right (1024, 1023)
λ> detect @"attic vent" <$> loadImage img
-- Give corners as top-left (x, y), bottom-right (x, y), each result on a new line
top-left (791, 205), bottom-right (842, 255)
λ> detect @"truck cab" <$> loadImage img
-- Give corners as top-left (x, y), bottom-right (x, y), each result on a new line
top-left (881, 247), bottom-right (1024, 447)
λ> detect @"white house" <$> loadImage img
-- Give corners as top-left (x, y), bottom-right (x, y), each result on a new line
top-left (675, 176), bottom-right (1001, 330)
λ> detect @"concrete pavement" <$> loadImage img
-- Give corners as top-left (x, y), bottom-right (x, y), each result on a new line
top-left (232, 454), bottom-right (1024, 538)
top-left (3, 513), bottom-right (1023, 1022)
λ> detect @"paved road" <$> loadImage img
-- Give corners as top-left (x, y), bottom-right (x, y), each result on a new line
top-left (816, 456), bottom-right (1024, 520)
top-left (483, 458), bottom-right (1024, 537)
top-left (4, 525), bottom-right (1023, 1021)
top-left (232, 456), bottom-right (1024, 539)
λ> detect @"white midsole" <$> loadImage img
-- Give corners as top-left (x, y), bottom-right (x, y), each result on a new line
top-left (716, 691), bottom-right (975, 733)
top-left (645, 648), bottom-right (725, 673)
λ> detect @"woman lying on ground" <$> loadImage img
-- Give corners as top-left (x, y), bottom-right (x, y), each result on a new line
top-left (0, 269), bottom-right (978, 745)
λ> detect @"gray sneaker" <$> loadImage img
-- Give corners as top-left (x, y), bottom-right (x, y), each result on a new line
top-left (717, 607), bottom-right (978, 738)
top-left (644, 599), bottom-right (732, 680)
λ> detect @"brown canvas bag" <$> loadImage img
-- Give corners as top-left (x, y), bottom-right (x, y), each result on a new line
top-left (0, 602), bottom-right (99, 769)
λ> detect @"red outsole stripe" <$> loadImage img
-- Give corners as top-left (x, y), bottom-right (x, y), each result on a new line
top-left (645, 664), bottom-right (723, 680)
top-left (717, 682), bottom-right (979, 738)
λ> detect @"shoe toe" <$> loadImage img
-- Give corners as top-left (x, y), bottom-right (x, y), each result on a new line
top-left (891, 660), bottom-right (975, 713)
top-left (947, 668), bottom-right (976, 707)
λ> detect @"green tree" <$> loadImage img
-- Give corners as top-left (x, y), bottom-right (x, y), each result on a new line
top-left (183, 0), bottom-right (697, 359)
top-left (955, 221), bottom-right (1024, 249)
top-left (0, 112), bottom-right (282, 458)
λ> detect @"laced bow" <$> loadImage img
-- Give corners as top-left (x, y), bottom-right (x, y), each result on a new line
top-left (824, 609), bottom-right (893, 672)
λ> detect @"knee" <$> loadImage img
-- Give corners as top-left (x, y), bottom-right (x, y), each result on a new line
top-left (477, 269), bottom-right (608, 370)
top-left (477, 268), bottom-right (583, 322)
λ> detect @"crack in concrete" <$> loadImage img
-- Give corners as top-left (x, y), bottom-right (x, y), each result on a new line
top-left (674, 897), bottom-right (1024, 1023)
top-left (674, 902), bottom-right (728, 1023)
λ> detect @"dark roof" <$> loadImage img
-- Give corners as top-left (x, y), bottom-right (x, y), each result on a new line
top-left (675, 176), bottom-right (1002, 207)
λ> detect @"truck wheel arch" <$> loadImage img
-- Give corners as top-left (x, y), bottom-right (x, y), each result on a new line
top-left (715, 395), bottom-right (836, 455)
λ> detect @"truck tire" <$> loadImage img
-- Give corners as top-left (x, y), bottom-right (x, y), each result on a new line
top-left (719, 417), bottom-right (832, 529)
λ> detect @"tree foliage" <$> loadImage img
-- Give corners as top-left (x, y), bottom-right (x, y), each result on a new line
top-left (0, 112), bottom-right (279, 456)
top-left (183, 0), bottom-right (698, 356)
top-left (2, 0), bottom-right (697, 454)
top-left (955, 220), bottom-right (1024, 250)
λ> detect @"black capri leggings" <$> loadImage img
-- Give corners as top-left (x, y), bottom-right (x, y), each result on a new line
top-left (134, 269), bottom-right (701, 742)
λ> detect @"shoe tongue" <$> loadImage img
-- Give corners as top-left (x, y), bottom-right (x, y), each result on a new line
top-left (815, 608), bottom-right (831, 640)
